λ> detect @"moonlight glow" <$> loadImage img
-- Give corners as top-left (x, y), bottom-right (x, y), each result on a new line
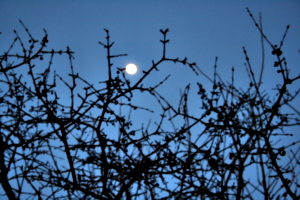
top-left (125, 64), bottom-right (138, 75)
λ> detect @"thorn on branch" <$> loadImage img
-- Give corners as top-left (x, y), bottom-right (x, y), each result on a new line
top-left (41, 35), bottom-right (48, 46)
top-left (160, 28), bottom-right (169, 35)
top-left (189, 62), bottom-right (196, 67)
top-left (98, 41), bottom-right (106, 47)
top-left (109, 53), bottom-right (127, 58)
top-left (160, 39), bottom-right (170, 44)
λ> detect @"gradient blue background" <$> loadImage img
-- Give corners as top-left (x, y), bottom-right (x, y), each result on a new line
top-left (1, 1), bottom-right (299, 199)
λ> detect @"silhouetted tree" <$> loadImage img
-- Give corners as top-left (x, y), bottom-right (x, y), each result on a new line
top-left (1, 9), bottom-right (299, 200)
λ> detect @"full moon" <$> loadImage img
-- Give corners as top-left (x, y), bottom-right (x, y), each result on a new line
top-left (125, 64), bottom-right (138, 75)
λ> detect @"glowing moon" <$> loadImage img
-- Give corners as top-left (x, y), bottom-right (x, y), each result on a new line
top-left (125, 64), bottom-right (138, 75)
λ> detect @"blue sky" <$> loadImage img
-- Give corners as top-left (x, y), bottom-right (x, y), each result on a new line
top-left (1, 0), bottom-right (300, 199)
top-left (2, 1), bottom-right (299, 123)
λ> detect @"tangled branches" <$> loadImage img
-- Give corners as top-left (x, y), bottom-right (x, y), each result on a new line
top-left (0, 9), bottom-right (299, 199)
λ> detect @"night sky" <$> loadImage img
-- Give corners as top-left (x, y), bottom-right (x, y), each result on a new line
top-left (1, 1), bottom-right (300, 199)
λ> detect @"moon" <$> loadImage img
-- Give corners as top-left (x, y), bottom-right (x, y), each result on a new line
top-left (125, 64), bottom-right (138, 75)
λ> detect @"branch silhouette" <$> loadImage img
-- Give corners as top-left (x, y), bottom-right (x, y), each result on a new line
top-left (0, 9), bottom-right (299, 199)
